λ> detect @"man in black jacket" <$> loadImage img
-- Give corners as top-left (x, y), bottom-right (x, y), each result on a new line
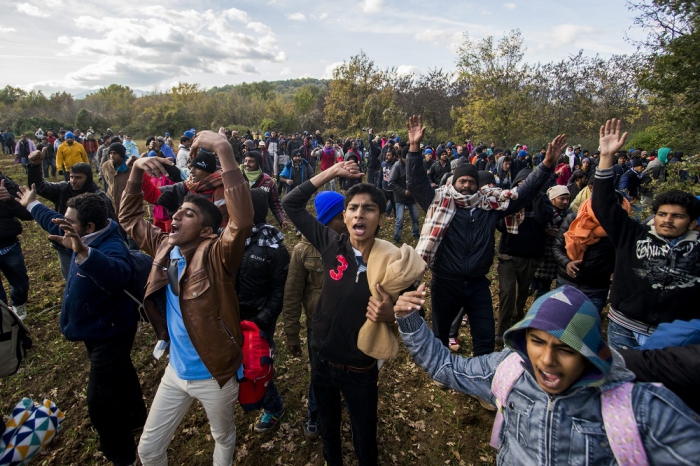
top-left (405, 115), bottom-right (566, 355)
top-left (495, 168), bottom-right (553, 344)
top-left (553, 192), bottom-right (623, 313)
top-left (27, 149), bottom-right (116, 280)
top-left (0, 174), bottom-right (33, 320)
top-left (429, 149), bottom-right (452, 187)
top-left (236, 189), bottom-right (289, 433)
top-left (592, 118), bottom-right (700, 350)
top-left (366, 129), bottom-right (382, 187)
top-left (388, 147), bottom-right (420, 244)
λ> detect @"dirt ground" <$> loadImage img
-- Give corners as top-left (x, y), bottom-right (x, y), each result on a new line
top-left (0, 154), bottom-right (505, 465)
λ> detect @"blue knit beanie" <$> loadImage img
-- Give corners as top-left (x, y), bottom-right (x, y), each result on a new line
top-left (315, 191), bottom-right (345, 225)
top-left (65, 131), bottom-right (74, 139)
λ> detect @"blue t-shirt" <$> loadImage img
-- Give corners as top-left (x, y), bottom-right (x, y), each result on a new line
top-left (166, 246), bottom-right (212, 380)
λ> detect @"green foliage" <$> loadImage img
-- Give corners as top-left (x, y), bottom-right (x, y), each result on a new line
top-left (13, 116), bottom-right (68, 136)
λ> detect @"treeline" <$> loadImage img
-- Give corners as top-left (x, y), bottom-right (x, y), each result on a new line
top-left (1, 8), bottom-right (698, 154)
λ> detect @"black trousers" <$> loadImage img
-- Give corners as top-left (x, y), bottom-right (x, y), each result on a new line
top-left (312, 357), bottom-right (379, 466)
top-left (84, 323), bottom-right (146, 464)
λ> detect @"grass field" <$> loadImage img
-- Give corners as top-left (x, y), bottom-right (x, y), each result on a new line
top-left (0, 150), bottom-right (502, 465)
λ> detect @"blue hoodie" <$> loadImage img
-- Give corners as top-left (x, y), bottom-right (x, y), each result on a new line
top-left (398, 286), bottom-right (700, 465)
top-left (30, 203), bottom-right (137, 341)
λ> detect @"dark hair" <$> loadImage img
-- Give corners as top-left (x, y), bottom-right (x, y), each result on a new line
top-left (66, 193), bottom-right (109, 230)
top-left (571, 170), bottom-right (587, 181)
top-left (183, 193), bottom-right (223, 231)
top-left (344, 183), bottom-right (387, 236)
top-left (557, 155), bottom-right (569, 165)
top-left (146, 136), bottom-right (156, 146)
top-left (502, 156), bottom-right (512, 164)
top-left (652, 190), bottom-right (700, 219)
top-left (70, 162), bottom-right (93, 179)
top-left (180, 136), bottom-right (191, 144)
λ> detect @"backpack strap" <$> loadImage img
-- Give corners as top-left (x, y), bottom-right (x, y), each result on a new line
top-left (490, 352), bottom-right (525, 448)
top-left (601, 382), bottom-right (649, 466)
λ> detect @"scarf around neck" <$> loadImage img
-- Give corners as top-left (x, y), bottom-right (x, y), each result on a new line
top-left (244, 168), bottom-right (262, 186)
top-left (416, 184), bottom-right (518, 266)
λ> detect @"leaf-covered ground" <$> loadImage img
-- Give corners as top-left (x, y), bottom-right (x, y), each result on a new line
top-left (0, 154), bottom-right (506, 465)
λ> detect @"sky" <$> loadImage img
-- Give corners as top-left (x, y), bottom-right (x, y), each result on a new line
top-left (0, 0), bottom-right (646, 96)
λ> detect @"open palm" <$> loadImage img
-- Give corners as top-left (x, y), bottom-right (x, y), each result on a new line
top-left (599, 118), bottom-right (627, 157)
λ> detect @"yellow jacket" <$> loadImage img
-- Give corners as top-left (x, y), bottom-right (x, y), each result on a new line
top-left (56, 141), bottom-right (88, 171)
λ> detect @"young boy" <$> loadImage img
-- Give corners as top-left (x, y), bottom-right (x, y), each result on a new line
top-left (118, 130), bottom-right (253, 466)
top-left (395, 285), bottom-right (700, 464)
top-left (282, 161), bottom-right (403, 465)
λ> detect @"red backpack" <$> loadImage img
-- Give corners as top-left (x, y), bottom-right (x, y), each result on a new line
top-left (237, 320), bottom-right (274, 413)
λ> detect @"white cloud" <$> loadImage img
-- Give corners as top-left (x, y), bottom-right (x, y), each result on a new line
top-left (16, 3), bottom-right (49, 18)
top-left (286, 12), bottom-right (306, 21)
top-left (361, 0), bottom-right (385, 13)
top-left (322, 61), bottom-right (344, 79)
top-left (30, 6), bottom-right (287, 90)
top-left (45, 0), bottom-right (62, 6)
top-left (396, 65), bottom-right (420, 76)
top-left (504, 3), bottom-right (516, 10)
top-left (318, 13), bottom-right (328, 20)
top-left (280, 67), bottom-right (292, 76)
top-left (414, 29), bottom-right (464, 52)
top-left (532, 24), bottom-right (597, 52)
top-left (0, 27), bottom-right (16, 33)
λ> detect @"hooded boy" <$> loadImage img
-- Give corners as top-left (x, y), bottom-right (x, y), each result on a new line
top-left (396, 285), bottom-right (700, 464)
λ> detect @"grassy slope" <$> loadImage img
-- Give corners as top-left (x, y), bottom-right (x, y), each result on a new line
top-left (0, 148), bottom-right (500, 466)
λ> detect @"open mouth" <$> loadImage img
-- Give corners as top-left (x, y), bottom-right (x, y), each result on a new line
top-left (170, 224), bottom-right (180, 236)
top-left (352, 223), bottom-right (367, 236)
top-left (538, 369), bottom-right (562, 389)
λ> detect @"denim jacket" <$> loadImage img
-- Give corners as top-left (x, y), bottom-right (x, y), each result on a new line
top-left (397, 311), bottom-right (700, 465)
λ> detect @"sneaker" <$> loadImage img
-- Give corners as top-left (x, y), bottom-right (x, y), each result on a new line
top-left (448, 337), bottom-right (460, 352)
top-left (470, 394), bottom-right (497, 411)
top-left (13, 304), bottom-right (26, 321)
top-left (254, 408), bottom-right (285, 433)
top-left (304, 411), bottom-right (320, 440)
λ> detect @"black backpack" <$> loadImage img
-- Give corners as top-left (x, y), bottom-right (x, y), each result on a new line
top-left (0, 301), bottom-right (31, 378)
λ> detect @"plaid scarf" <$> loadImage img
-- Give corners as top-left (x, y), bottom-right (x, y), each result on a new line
top-left (185, 171), bottom-right (223, 194)
top-left (245, 224), bottom-right (285, 248)
top-left (416, 185), bottom-right (518, 266)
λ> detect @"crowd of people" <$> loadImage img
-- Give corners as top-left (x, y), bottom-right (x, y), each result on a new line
top-left (0, 115), bottom-right (698, 465)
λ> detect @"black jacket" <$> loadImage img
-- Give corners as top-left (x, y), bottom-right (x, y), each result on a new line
top-left (428, 161), bottom-right (451, 186)
top-left (235, 226), bottom-right (290, 332)
top-left (621, 344), bottom-right (700, 414)
top-left (592, 166), bottom-right (700, 325)
top-left (389, 159), bottom-right (415, 204)
top-left (552, 212), bottom-right (616, 292)
top-left (0, 174), bottom-right (33, 248)
top-left (282, 181), bottom-right (377, 368)
top-left (497, 186), bottom-right (552, 259)
top-left (367, 133), bottom-right (382, 170)
top-left (406, 151), bottom-right (554, 280)
top-left (27, 162), bottom-right (115, 218)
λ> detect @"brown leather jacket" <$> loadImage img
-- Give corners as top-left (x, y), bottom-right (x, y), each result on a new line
top-left (101, 160), bottom-right (131, 218)
top-left (119, 169), bottom-right (253, 387)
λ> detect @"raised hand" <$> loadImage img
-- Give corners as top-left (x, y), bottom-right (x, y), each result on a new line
top-left (28, 149), bottom-right (44, 166)
top-left (599, 118), bottom-right (627, 159)
top-left (333, 160), bottom-right (363, 179)
top-left (543, 134), bottom-right (568, 168)
top-left (406, 115), bottom-right (426, 151)
top-left (394, 283), bottom-right (426, 318)
top-left (49, 218), bottom-right (89, 259)
top-left (15, 184), bottom-right (37, 207)
top-left (132, 155), bottom-right (173, 178)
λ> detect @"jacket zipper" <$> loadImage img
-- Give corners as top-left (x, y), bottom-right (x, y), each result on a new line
top-left (217, 318), bottom-right (241, 351)
top-left (545, 396), bottom-right (555, 465)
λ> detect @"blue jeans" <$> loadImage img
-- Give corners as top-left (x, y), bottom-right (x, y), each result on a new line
top-left (430, 275), bottom-right (494, 355)
top-left (394, 202), bottom-right (419, 242)
top-left (312, 357), bottom-right (378, 465)
top-left (43, 157), bottom-right (57, 177)
top-left (556, 280), bottom-right (609, 314)
top-left (0, 243), bottom-right (29, 307)
top-left (607, 320), bottom-right (648, 350)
